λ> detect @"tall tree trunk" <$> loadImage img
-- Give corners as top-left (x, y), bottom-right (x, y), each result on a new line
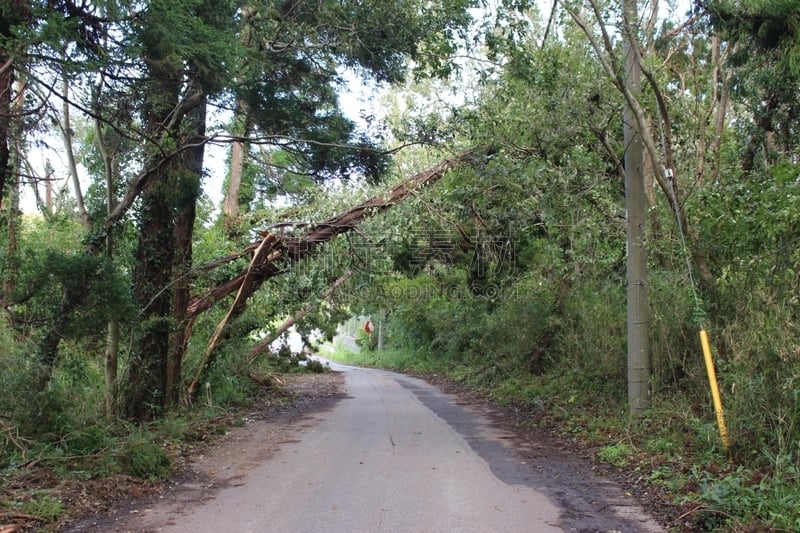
top-left (222, 6), bottom-right (255, 231)
top-left (45, 172), bottom-right (53, 212)
top-left (0, 2), bottom-right (27, 205)
top-left (0, 5), bottom-right (26, 305)
top-left (3, 131), bottom-right (18, 297)
top-left (643, 118), bottom-right (663, 248)
top-left (105, 321), bottom-right (120, 414)
top-left (223, 102), bottom-right (249, 225)
top-left (61, 63), bottom-right (90, 229)
top-left (94, 82), bottom-right (120, 417)
top-left (711, 35), bottom-right (731, 183)
top-left (0, 56), bottom-right (11, 206)
top-left (127, 164), bottom-right (176, 419)
top-left (124, 59), bottom-right (182, 419)
top-left (168, 85), bottom-right (206, 408)
top-left (2, 77), bottom-right (24, 316)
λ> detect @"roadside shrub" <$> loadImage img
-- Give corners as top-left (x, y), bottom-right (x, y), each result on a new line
top-left (714, 284), bottom-right (800, 467)
top-left (427, 289), bottom-right (485, 361)
top-left (378, 275), bottom-right (442, 350)
top-left (555, 281), bottom-right (625, 394)
top-left (648, 272), bottom-right (705, 395)
top-left (121, 438), bottom-right (171, 481)
top-left (471, 276), bottom-right (556, 375)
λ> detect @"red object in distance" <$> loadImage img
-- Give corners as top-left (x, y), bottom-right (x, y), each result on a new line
top-left (364, 320), bottom-right (374, 334)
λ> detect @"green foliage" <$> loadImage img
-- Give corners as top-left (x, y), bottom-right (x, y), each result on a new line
top-left (135, 0), bottom-right (238, 93)
top-left (9, 241), bottom-right (134, 342)
top-left (706, 2), bottom-right (800, 170)
top-left (598, 442), bottom-right (634, 468)
top-left (709, 0), bottom-right (800, 56)
top-left (687, 465), bottom-right (800, 531)
top-left (121, 437), bottom-right (171, 481)
top-left (18, 492), bottom-right (65, 522)
top-left (554, 282), bottom-right (626, 393)
top-left (469, 276), bottom-right (556, 374)
top-left (0, 350), bottom-right (72, 441)
top-left (697, 162), bottom-right (800, 276)
top-left (648, 272), bottom-right (706, 394)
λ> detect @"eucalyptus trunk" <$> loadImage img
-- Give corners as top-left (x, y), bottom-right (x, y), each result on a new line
top-left (61, 63), bottom-right (90, 229)
top-left (223, 102), bottom-right (249, 225)
top-left (0, 55), bottom-right (12, 206)
top-left (222, 6), bottom-right (255, 230)
top-left (95, 84), bottom-right (120, 417)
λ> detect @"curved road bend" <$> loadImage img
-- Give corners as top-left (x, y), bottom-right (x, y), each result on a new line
top-left (80, 363), bottom-right (666, 532)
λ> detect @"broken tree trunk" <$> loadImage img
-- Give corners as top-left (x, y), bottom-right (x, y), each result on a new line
top-left (186, 147), bottom-right (484, 320)
top-left (245, 270), bottom-right (353, 364)
top-left (186, 232), bottom-right (282, 396)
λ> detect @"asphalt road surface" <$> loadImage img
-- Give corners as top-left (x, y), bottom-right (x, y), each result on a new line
top-left (69, 363), bottom-right (666, 532)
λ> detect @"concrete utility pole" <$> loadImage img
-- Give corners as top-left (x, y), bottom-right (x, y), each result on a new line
top-left (623, 0), bottom-right (650, 416)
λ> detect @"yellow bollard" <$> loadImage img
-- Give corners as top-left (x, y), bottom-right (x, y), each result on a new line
top-left (700, 329), bottom-right (730, 451)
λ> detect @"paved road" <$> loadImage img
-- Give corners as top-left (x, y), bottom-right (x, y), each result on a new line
top-left (72, 363), bottom-right (665, 532)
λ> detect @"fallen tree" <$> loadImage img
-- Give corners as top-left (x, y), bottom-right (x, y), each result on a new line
top-left (183, 146), bottom-right (487, 397)
top-left (187, 147), bottom-right (485, 320)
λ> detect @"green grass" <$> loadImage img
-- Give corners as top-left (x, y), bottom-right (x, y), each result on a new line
top-left (328, 344), bottom-right (444, 375)
top-left (598, 442), bottom-right (634, 467)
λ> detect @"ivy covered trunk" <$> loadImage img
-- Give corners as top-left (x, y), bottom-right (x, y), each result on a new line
top-left (127, 163), bottom-right (177, 420)
top-left (124, 17), bottom-right (182, 419)
top-left (126, 113), bottom-right (209, 417)
top-left (124, 67), bottom-right (207, 418)
top-left (0, 47), bottom-right (11, 205)
top-left (0, 3), bottom-right (27, 301)
top-left (168, 84), bottom-right (206, 408)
